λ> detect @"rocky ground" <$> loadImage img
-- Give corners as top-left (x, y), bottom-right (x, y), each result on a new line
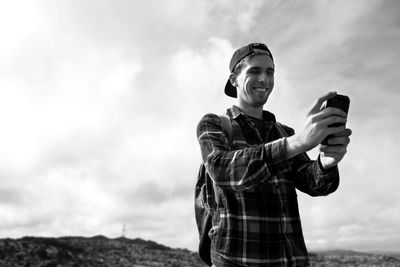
top-left (0, 236), bottom-right (205, 267)
top-left (0, 236), bottom-right (399, 266)
top-left (308, 250), bottom-right (400, 267)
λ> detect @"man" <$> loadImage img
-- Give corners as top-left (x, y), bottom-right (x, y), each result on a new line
top-left (196, 43), bottom-right (352, 266)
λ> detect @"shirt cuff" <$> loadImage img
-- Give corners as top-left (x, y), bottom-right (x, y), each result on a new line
top-left (263, 137), bottom-right (292, 174)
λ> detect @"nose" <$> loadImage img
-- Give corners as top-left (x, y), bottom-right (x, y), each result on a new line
top-left (258, 72), bottom-right (269, 84)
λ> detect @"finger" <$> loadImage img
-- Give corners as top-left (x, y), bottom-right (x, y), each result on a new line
top-left (326, 136), bottom-right (350, 146)
top-left (326, 125), bottom-right (346, 136)
top-left (333, 128), bottom-right (352, 137)
top-left (309, 91), bottom-right (337, 114)
top-left (311, 109), bottom-right (347, 125)
top-left (318, 107), bottom-right (348, 119)
top-left (320, 145), bottom-right (347, 154)
top-left (321, 116), bottom-right (347, 127)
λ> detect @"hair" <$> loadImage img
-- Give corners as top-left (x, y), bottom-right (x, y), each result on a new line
top-left (232, 51), bottom-right (274, 75)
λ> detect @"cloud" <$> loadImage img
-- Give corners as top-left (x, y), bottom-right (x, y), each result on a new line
top-left (0, 0), bottom-right (399, 253)
top-left (0, 38), bottom-right (141, 170)
top-left (0, 189), bottom-right (23, 205)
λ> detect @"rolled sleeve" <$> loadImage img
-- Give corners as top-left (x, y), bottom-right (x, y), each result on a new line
top-left (314, 156), bottom-right (340, 194)
top-left (292, 153), bottom-right (340, 196)
top-left (264, 137), bottom-right (292, 174)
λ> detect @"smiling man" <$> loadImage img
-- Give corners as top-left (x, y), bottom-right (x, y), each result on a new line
top-left (196, 43), bottom-right (352, 266)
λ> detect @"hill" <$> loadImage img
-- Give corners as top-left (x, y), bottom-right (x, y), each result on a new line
top-left (308, 249), bottom-right (400, 266)
top-left (1, 236), bottom-right (400, 266)
top-left (0, 235), bottom-right (206, 267)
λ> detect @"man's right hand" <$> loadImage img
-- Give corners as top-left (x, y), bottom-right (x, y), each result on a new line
top-left (286, 91), bottom-right (348, 159)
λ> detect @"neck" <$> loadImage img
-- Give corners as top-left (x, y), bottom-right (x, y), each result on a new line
top-left (237, 103), bottom-right (264, 120)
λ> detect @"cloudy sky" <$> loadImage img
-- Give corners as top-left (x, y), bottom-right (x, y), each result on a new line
top-left (1, 0), bottom-right (399, 253)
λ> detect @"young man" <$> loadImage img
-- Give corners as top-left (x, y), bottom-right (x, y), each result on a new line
top-left (196, 43), bottom-right (352, 266)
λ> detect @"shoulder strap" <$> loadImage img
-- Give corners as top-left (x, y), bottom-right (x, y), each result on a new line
top-left (219, 114), bottom-right (233, 143)
top-left (275, 122), bottom-right (289, 137)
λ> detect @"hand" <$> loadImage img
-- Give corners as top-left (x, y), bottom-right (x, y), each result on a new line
top-left (319, 128), bottom-right (352, 169)
top-left (296, 91), bottom-right (348, 151)
top-left (286, 91), bottom-right (349, 159)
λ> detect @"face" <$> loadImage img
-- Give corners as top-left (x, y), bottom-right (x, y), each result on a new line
top-left (233, 54), bottom-right (275, 109)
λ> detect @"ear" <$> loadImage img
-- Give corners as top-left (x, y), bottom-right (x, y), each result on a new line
top-left (229, 73), bottom-right (238, 87)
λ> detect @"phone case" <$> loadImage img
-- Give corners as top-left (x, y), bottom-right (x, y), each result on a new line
top-left (321, 94), bottom-right (350, 145)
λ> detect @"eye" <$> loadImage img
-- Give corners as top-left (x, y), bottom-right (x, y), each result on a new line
top-left (247, 68), bottom-right (261, 74)
top-left (266, 70), bottom-right (275, 77)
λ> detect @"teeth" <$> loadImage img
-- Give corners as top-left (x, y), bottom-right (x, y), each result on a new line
top-left (255, 88), bottom-right (267, 92)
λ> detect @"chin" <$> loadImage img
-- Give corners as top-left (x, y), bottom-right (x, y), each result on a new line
top-left (257, 96), bottom-right (270, 105)
top-left (252, 100), bottom-right (267, 108)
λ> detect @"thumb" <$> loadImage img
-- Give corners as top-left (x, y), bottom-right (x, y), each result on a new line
top-left (309, 91), bottom-right (337, 114)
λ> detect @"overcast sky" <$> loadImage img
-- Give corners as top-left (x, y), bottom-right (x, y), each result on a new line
top-left (1, 0), bottom-right (399, 253)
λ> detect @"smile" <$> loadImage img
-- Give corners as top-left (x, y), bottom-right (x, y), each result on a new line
top-left (254, 87), bottom-right (269, 92)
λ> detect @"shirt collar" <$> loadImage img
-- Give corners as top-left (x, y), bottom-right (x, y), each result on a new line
top-left (228, 105), bottom-right (277, 122)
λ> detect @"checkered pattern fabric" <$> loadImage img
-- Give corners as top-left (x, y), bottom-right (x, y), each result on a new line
top-left (196, 106), bottom-right (340, 266)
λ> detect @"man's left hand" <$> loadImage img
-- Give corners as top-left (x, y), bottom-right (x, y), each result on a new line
top-left (319, 128), bottom-right (352, 169)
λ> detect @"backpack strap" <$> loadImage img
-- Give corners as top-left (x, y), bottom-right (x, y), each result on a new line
top-left (195, 114), bottom-right (233, 267)
top-left (211, 114), bottom-right (233, 207)
top-left (219, 114), bottom-right (233, 143)
top-left (275, 122), bottom-right (289, 137)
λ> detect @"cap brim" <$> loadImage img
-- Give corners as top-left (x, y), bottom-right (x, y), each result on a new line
top-left (224, 79), bottom-right (237, 98)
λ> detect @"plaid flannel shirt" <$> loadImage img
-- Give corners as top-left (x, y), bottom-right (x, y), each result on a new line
top-left (196, 106), bottom-right (339, 267)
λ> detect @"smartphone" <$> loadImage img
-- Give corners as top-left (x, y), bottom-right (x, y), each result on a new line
top-left (321, 94), bottom-right (350, 145)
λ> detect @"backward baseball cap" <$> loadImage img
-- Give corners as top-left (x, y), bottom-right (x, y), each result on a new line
top-left (224, 43), bottom-right (274, 98)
